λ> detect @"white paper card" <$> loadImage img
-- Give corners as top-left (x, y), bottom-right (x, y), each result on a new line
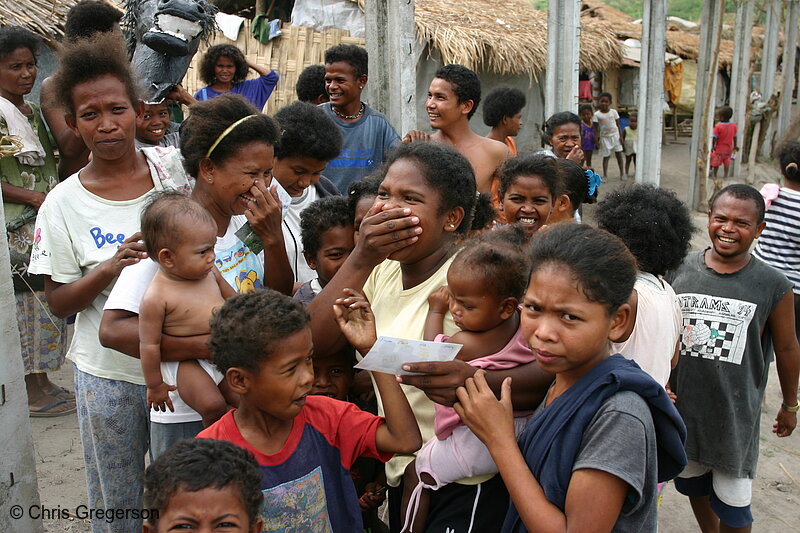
top-left (355, 336), bottom-right (463, 375)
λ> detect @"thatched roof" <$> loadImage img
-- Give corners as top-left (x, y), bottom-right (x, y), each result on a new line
top-left (415, 0), bottom-right (623, 78)
top-left (580, 0), bottom-right (634, 25)
top-left (0, 0), bottom-right (79, 41)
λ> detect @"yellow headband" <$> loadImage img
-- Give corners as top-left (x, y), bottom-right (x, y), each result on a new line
top-left (205, 114), bottom-right (259, 158)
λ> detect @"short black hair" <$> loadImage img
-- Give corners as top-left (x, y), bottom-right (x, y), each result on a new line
top-left (300, 196), bottom-right (353, 257)
top-left (555, 158), bottom-right (595, 212)
top-left (143, 439), bottom-right (263, 527)
top-left (470, 192), bottom-right (497, 231)
top-left (51, 32), bottom-right (138, 116)
top-left (347, 173), bottom-right (382, 215)
top-left (598, 92), bottom-right (613, 101)
top-left (718, 106), bottom-right (733, 121)
top-left (141, 190), bottom-right (214, 258)
top-left (479, 223), bottom-right (530, 248)
top-left (274, 101), bottom-right (343, 162)
top-left (778, 141), bottom-right (800, 182)
top-left (578, 103), bottom-right (593, 115)
top-left (529, 224), bottom-right (636, 315)
top-left (378, 142), bottom-right (477, 233)
top-left (709, 184), bottom-right (765, 224)
top-left (209, 290), bottom-right (311, 375)
top-left (64, 0), bottom-right (123, 41)
top-left (181, 93), bottom-right (280, 178)
top-left (434, 64), bottom-right (481, 120)
top-left (324, 44), bottom-right (368, 78)
top-left (542, 112), bottom-right (581, 145)
top-left (498, 154), bottom-right (562, 200)
top-left (199, 44), bottom-right (248, 86)
top-left (595, 184), bottom-right (695, 276)
top-left (296, 64), bottom-right (328, 103)
top-left (452, 239), bottom-right (531, 300)
top-left (482, 87), bottom-right (526, 127)
top-left (0, 26), bottom-right (39, 60)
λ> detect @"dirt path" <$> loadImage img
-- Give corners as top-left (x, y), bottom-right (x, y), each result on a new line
top-left (30, 141), bottom-right (799, 531)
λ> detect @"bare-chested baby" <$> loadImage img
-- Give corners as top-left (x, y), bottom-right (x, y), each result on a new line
top-left (139, 191), bottom-right (237, 426)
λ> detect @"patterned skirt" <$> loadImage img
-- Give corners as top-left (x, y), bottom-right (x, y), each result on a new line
top-left (15, 290), bottom-right (68, 374)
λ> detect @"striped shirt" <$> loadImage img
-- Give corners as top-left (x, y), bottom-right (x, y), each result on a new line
top-left (754, 187), bottom-right (800, 293)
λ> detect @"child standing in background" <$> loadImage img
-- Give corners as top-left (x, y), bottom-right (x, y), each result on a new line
top-left (579, 104), bottom-right (597, 168)
top-left (135, 100), bottom-right (180, 150)
top-left (483, 86), bottom-right (527, 156)
top-left (623, 114), bottom-right (638, 178)
top-left (594, 92), bottom-right (625, 178)
top-left (710, 106), bottom-right (738, 179)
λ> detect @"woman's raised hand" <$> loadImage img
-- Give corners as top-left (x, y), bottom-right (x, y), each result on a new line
top-left (246, 181), bottom-right (284, 245)
top-left (354, 201), bottom-right (421, 267)
top-left (102, 232), bottom-right (147, 277)
top-left (454, 370), bottom-right (516, 446)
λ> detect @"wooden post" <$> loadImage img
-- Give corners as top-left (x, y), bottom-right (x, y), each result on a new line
top-left (759, 0), bottom-right (781, 158)
top-left (777, 0), bottom-right (799, 142)
top-left (0, 192), bottom-right (43, 533)
top-left (545, 0), bottom-right (580, 118)
top-left (688, 0), bottom-right (724, 211)
top-left (365, 0), bottom-right (417, 137)
top-left (635, 0), bottom-right (667, 185)
top-left (729, 0), bottom-right (754, 177)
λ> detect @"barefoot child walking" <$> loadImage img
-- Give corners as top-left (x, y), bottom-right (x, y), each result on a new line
top-left (579, 104), bottom-right (597, 168)
top-left (455, 223), bottom-right (687, 532)
top-left (139, 191), bottom-right (237, 426)
top-left (622, 113), bottom-right (638, 178)
top-left (594, 92), bottom-right (625, 178)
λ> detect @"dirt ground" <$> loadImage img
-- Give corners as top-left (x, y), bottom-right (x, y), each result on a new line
top-left (30, 141), bottom-right (800, 531)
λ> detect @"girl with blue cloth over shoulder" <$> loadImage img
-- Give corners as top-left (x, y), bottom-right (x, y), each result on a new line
top-left (454, 223), bottom-right (688, 533)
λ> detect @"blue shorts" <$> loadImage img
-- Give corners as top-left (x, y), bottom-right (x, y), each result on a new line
top-left (674, 461), bottom-right (753, 528)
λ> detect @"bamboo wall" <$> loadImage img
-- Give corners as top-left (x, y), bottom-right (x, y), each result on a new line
top-left (183, 20), bottom-right (365, 115)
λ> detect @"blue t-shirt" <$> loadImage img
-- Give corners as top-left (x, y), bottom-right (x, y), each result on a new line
top-left (321, 103), bottom-right (400, 193)
top-left (194, 70), bottom-right (279, 111)
top-left (198, 396), bottom-right (392, 532)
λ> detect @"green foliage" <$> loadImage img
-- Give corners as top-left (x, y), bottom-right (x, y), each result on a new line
top-left (531, 0), bottom-right (737, 22)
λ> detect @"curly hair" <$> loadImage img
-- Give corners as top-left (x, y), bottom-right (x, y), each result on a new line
top-left (595, 184), bottom-right (695, 276)
top-left (324, 44), bottom-right (368, 78)
top-left (718, 105), bottom-right (733, 121)
top-left (378, 142), bottom-right (477, 233)
top-left (542, 112), bottom-right (581, 145)
top-left (578, 103), bottom-right (593, 116)
top-left (51, 32), bottom-right (138, 116)
top-left (498, 154), bottom-right (561, 200)
top-left (482, 87), bottom-right (526, 127)
top-left (479, 223), bottom-right (530, 249)
top-left (274, 101), bottom-right (343, 162)
top-left (530, 224), bottom-right (636, 315)
top-left (470, 192), bottom-right (497, 231)
top-left (347, 173), bottom-right (382, 215)
top-left (143, 439), bottom-right (263, 527)
top-left (554, 158), bottom-right (595, 213)
top-left (140, 190), bottom-right (214, 258)
top-left (452, 239), bottom-right (531, 300)
top-left (209, 290), bottom-right (311, 375)
top-left (777, 141), bottom-right (800, 182)
top-left (300, 196), bottom-right (354, 257)
top-left (198, 44), bottom-right (248, 86)
top-left (64, 0), bottom-right (123, 41)
top-left (180, 93), bottom-right (280, 178)
top-left (0, 26), bottom-right (40, 61)
top-left (296, 64), bottom-right (328, 103)
top-left (710, 184), bottom-right (765, 224)
top-left (434, 64), bottom-right (482, 120)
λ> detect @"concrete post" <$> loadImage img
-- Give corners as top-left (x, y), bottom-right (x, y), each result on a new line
top-left (759, 0), bottom-right (781, 158)
top-left (777, 0), bottom-right (799, 141)
top-left (0, 193), bottom-right (43, 532)
top-left (729, 0), bottom-right (754, 177)
top-left (365, 0), bottom-right (417, 137)
top-left (688, 0), bottom-right (724, 211)
top-left (635, 0), bottom-right (667, 185)
top-left (545, 0), bottom-right (580, 118)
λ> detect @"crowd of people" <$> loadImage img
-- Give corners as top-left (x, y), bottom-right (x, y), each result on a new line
top-left (2, 1), bottom-right (799, 532)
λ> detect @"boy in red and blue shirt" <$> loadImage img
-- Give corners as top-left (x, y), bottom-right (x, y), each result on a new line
top-left (197, 289), bottom-right (421, 531)
top-left (711, 106), bottom-right (738, 179)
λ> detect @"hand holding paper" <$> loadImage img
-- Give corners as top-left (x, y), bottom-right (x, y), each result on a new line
top-left (355, 336), bottom-right (462, 375)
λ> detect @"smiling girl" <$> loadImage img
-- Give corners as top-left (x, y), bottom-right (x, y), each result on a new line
top-left (499, 154), bottom-right (561, 233)
top-left (455, 224), bottom-right (687, 533)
